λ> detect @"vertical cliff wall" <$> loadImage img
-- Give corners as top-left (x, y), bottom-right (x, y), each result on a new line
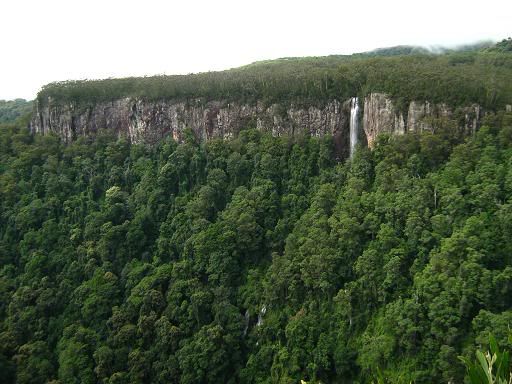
top-left (31, 93), bottom-right (485, 153)
top-left (32, 98), bottom-right (352, 145)
top-left (363, 93), bottom-right (483, 148)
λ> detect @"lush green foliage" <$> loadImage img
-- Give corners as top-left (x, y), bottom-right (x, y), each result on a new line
top-left (486, 38), bottom-right (512, 53)
top-left (37, 42), bottom-right (512, 111)
top-left (460, 334), bottom-right (512, 384)
top-left (0, 99), bottom-right (32, 123)
top-left (357, 41), bottom-right (493, 57)
top-left (2, 109), bottom-right (512, 383)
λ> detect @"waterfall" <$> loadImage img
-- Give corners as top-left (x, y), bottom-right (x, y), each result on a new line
top-left (350, 97), bottom-right (359, 158)
top-left (257, 304), bottom-right (267, 327)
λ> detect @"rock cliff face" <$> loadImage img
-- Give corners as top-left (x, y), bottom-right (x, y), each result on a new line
top-left (363, 93), bottom-right (483, 148)
top-left (32, 97), bottom-right (352, 148)
top-left (31, 93), bottom-right (485, 153)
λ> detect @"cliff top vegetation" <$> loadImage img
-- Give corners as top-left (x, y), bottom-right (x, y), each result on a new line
top-left (0, 99), bottom-right (32, 123)
top-left (37, 40), bottom-right (512, 110)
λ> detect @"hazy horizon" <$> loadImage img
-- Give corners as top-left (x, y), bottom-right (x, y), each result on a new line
top-left (1, 0), bottom-right (510, 100)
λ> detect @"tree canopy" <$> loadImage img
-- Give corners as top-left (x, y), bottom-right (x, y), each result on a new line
top-left (37, 41), bottom-right (512, 110)
top-left (2, 105), bottom-right (512, 382)
top-left (0, 99), bottom-right (32, 123)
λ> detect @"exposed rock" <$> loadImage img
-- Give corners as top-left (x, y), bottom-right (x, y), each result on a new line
top-left (362, 93), bottom-right (405, 148)
top-left (407, 101), bottom-right (451, 133)
top-left (32, 98), bottom-right (351, 147)
top-left (363, 93), bottom-right (484, 147)
top-left (460, 104), bottom-right (482, 136)
top-left (32, 93), bottom-right (488, 153)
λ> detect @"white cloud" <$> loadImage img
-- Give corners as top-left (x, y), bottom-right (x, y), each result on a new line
top-left (0, 0), bottom-right (510, 100)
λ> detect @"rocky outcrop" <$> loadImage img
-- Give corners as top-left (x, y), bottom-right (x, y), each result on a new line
top-left (32, 97), bottom-right (352, 146)
top-left (31, 93), bottom-right (486, 153)
top-left (362, 93), bottom-right (484, 148)
top-left (362, 93), bottom-right (405, 148)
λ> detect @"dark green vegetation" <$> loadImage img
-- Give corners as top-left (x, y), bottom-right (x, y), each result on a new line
top-left (37, 41), bottom-right (512, 111)
top-left (1, 106), bottom-right (512, 383)
top-left (460, 334), bottom-right (511, 384)
top-left (0, 99), bottom-right (32, 123)
top-left (486, 38), bottom-right (512, 53)
top-left (357, 40), bottom-right (493, 57)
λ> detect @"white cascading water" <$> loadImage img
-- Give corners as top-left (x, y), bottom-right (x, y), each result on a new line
top-left (349, 97), bottom-right (359, 158)
top-left (257, 304), bottom-right (267, 327)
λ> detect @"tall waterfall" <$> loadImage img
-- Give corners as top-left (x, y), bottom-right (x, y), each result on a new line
top-left (349, 97), bottom-right (359, 158)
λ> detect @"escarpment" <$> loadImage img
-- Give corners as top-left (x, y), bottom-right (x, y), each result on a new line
top-left (362, 93), bottom-right (484, 148)
top-left (32, 98), bottom-right (354, 157)
top-left (31, 98), bottom-right (351, 142)
top-left (31, 93), bottom-right (490, 153)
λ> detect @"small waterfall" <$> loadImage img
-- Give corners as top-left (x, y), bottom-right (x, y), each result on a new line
top-left (349, 97), bottom-right (359, 158)
top-left (256, 304), bottom-right (267, 327)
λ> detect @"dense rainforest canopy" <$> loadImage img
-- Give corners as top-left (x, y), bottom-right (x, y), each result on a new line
top-left (0, 99), bottom-right (32, 123)
top-left (1, 103), bottom-right (512, 383)
top-left (2, 38), bottom-right (512, 383)
top-left (37, 40), bottom-right (512, 111)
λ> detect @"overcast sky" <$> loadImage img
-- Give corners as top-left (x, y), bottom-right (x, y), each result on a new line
top-left (1, 0), bottom-right (510, 100)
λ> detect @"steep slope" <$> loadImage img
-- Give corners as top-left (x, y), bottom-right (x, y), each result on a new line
top-left (3, 39), bottom-right (512, 384)
top-left (31, 45), bottom-right (512, 156)
top-left (3, 109), bottom-right (512, 383)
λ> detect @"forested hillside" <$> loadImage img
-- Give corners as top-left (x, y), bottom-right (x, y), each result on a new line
top-left (1, 104), bottom-right (512, 383)
top-left (37, 40), bottom-right (512, 111)
top-left (0, 99), bottom-right (32, 123)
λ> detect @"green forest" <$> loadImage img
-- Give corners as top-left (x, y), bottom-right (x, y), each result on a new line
top-left (1, 100), bottom-right (512, 383)
top-left (0, 99), bottom-right (32, 123)
top-left (1, 39), bottom-right (512, 383)
top-left (37, 40), bottom-right (512, 111)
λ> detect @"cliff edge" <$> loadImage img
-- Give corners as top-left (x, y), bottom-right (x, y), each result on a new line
top-left (31, 93), bottom-right (487, 155)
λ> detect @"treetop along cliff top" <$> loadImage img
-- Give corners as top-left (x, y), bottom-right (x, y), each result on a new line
top-left (37, 41), bottom-right (512, 110)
